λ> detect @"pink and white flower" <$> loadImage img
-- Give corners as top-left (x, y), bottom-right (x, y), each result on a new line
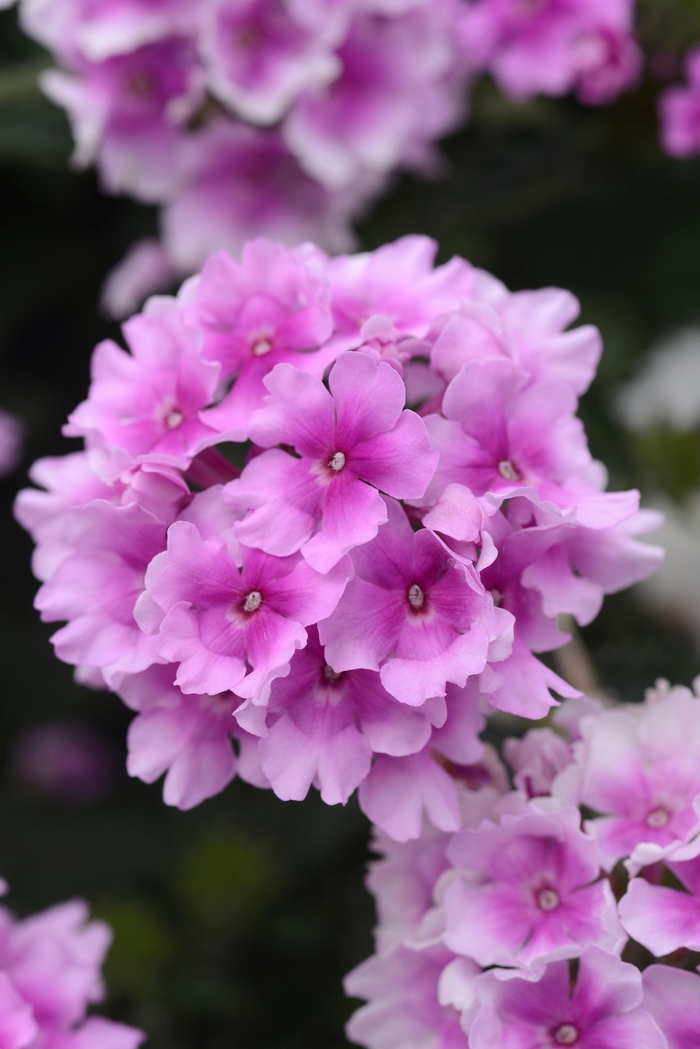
top-left (0, 886), bottom-right (143, 1049)
top-left (469, 946), bottom-right (664, 1049)
top-left (229, 352), bottom-right (438, 572)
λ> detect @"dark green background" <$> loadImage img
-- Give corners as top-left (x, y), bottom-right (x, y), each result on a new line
top-left (1, 2), bottom-right (700, 1046)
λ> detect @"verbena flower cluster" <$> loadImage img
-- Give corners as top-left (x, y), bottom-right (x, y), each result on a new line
top-left (10, 0), bottom-right (641, 313)
top-left (347, 680), bottom-right (700, 1049)
top-left (15, 235), bottom-right (662, 835)
top-left (0, 881), bottom-right (143, 1049)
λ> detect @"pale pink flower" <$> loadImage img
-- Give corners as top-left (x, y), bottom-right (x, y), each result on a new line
top-left (642, 965), bottom-right (700, 1049)
top-left (160, 121), bottom-right (373, 273)
top-left (14, 453), bottom-right (113, 582)
top-left (504, 729), bottom-right (573, 799)
top-left (200, 0), bottom-right (342, 125)
top-left (571, 685), bottom-right (700, 869)
top-left (20, 0), bottom-right (203, 63)
top-left (327, 235), bottom-right (475, 343)
top-left (345, 946), bottom-right (475, 1049)
top-left (284, 1), bottom-right (467, 190)
top-left (618, 841), bottom-right (700, 956)
top-left (469, 946), bottom-right (664, 1049)
top-left (118, 663), bottom-right (261, 808)
top-left (34, 499), bottom-right (169, 687)
top-left (441, 806), bottom-right (623, 970)
top-left (0, 890), bottom-right (144, 1049)
top-left (41, 39), bottom-right (203, 203)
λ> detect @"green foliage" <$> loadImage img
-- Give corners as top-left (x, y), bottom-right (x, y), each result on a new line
top-left (628, 426), bottom-right (700, 501)
top-left (175, 828), bottom-right (278, 930)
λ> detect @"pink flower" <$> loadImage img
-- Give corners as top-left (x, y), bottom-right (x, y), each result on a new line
top-left (574, 23), bottom-right (642, 106)
top-left (200, 0), bottom-right (341, 125)
top-left (0, 890), bottom-right (143, 1049)
top-left (618, 843), bottom-right (700, 956)
top-left (118, 663), bottom-right (266, 808)
top-left (258, 628), bottom-right (445, 806)
top-left (14, 453), bottom-right (113, 582)
top-left (178, 238), bottom-right (335, 436)
top-left (469, 946), bottom-right (665, 1049)
top-left (441, 806), bottom-right (623, 970)
top-left (65, 300), bottom-right (222, 475)
top-left (504, 729), bottom-right (573, 799)
top-left (569, 685), bottom-right (700, 869)
top-left (358, 748), bottom-right (464, 843)
top-left (283, 2), bottom-right (466, 190)
top-left (20, 0), bottom-right (203, 63)
top-left (459, 0), bottom-right (639, 105)
top-left (659, 48), bottom-right (700, 157)
top-left (229, 352), bottom-right (438, 572)
top-left (642, 965), bottom-right (700, 1049)
top-left (430, 286), bottom-right (602, 398)
top-left (160, 121), bottom-right (373, 273)
top-left (422, 359), bottom-right (592, 504)
top-left (365, 819), bottom-right (453, 953)
top-left (355, 682), bottom-right (488, 841)
top-left (143, 519), bottom-right (352, 700)
top-left (41, 39), bottom-right (203, 203)
top-left (327, 235), bottom-right (475, 343)
top-left (345, 946), bottom-right (475, 1049)
top-left (34, 499), bottom-right (168, 687)
top-left (319, 496), bottom-right (513, 706)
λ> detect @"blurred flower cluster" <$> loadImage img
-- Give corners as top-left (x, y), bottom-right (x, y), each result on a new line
top-left (348, 679), bottom-right (700, 1049)
top-left (0, 883), bottom-right (143, 1049)
top-left (15, 234), bottom-right (661, 833)
top-left (4, 0), bottom-right (647, 314)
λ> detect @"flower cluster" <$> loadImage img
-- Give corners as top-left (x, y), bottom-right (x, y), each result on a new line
top-left (0, 881), bottom-right (143, 1049)
top-left (10, 0), bottom-right (648, 314)
top-left (347, 680), bottom-right (700, 1049)
top-left (456, 0), bottom-right (642, 106)
top-left (15, 0), bottom-right (470, 310)
top-left (15, 235), bottom-right (662, 832)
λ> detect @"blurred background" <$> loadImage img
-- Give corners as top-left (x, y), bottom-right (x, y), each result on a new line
top-left (3, 2), bottom-right (700, 1047)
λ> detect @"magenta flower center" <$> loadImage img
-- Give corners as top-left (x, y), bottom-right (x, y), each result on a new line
top-left (490, 588), bottom-right (503, 607)
top-left (407, 583), bottom-right (425, 610)
top-left (243, 590), bottom-right (263, 613)
top-left (237, 25), bottom-right (260, 51)
top-left (329, 451), bottom-right (346, 472)
top-left (128, 71), bottom-right (154, 97)
top-left (645, 806), bottom-right (670, 828)
top-left (553, 1024), bottom-right (578, 1045)
top-left (498, 459), bottom-right (519, 481)
top-left (536, 887), bottom-right (560, 911)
